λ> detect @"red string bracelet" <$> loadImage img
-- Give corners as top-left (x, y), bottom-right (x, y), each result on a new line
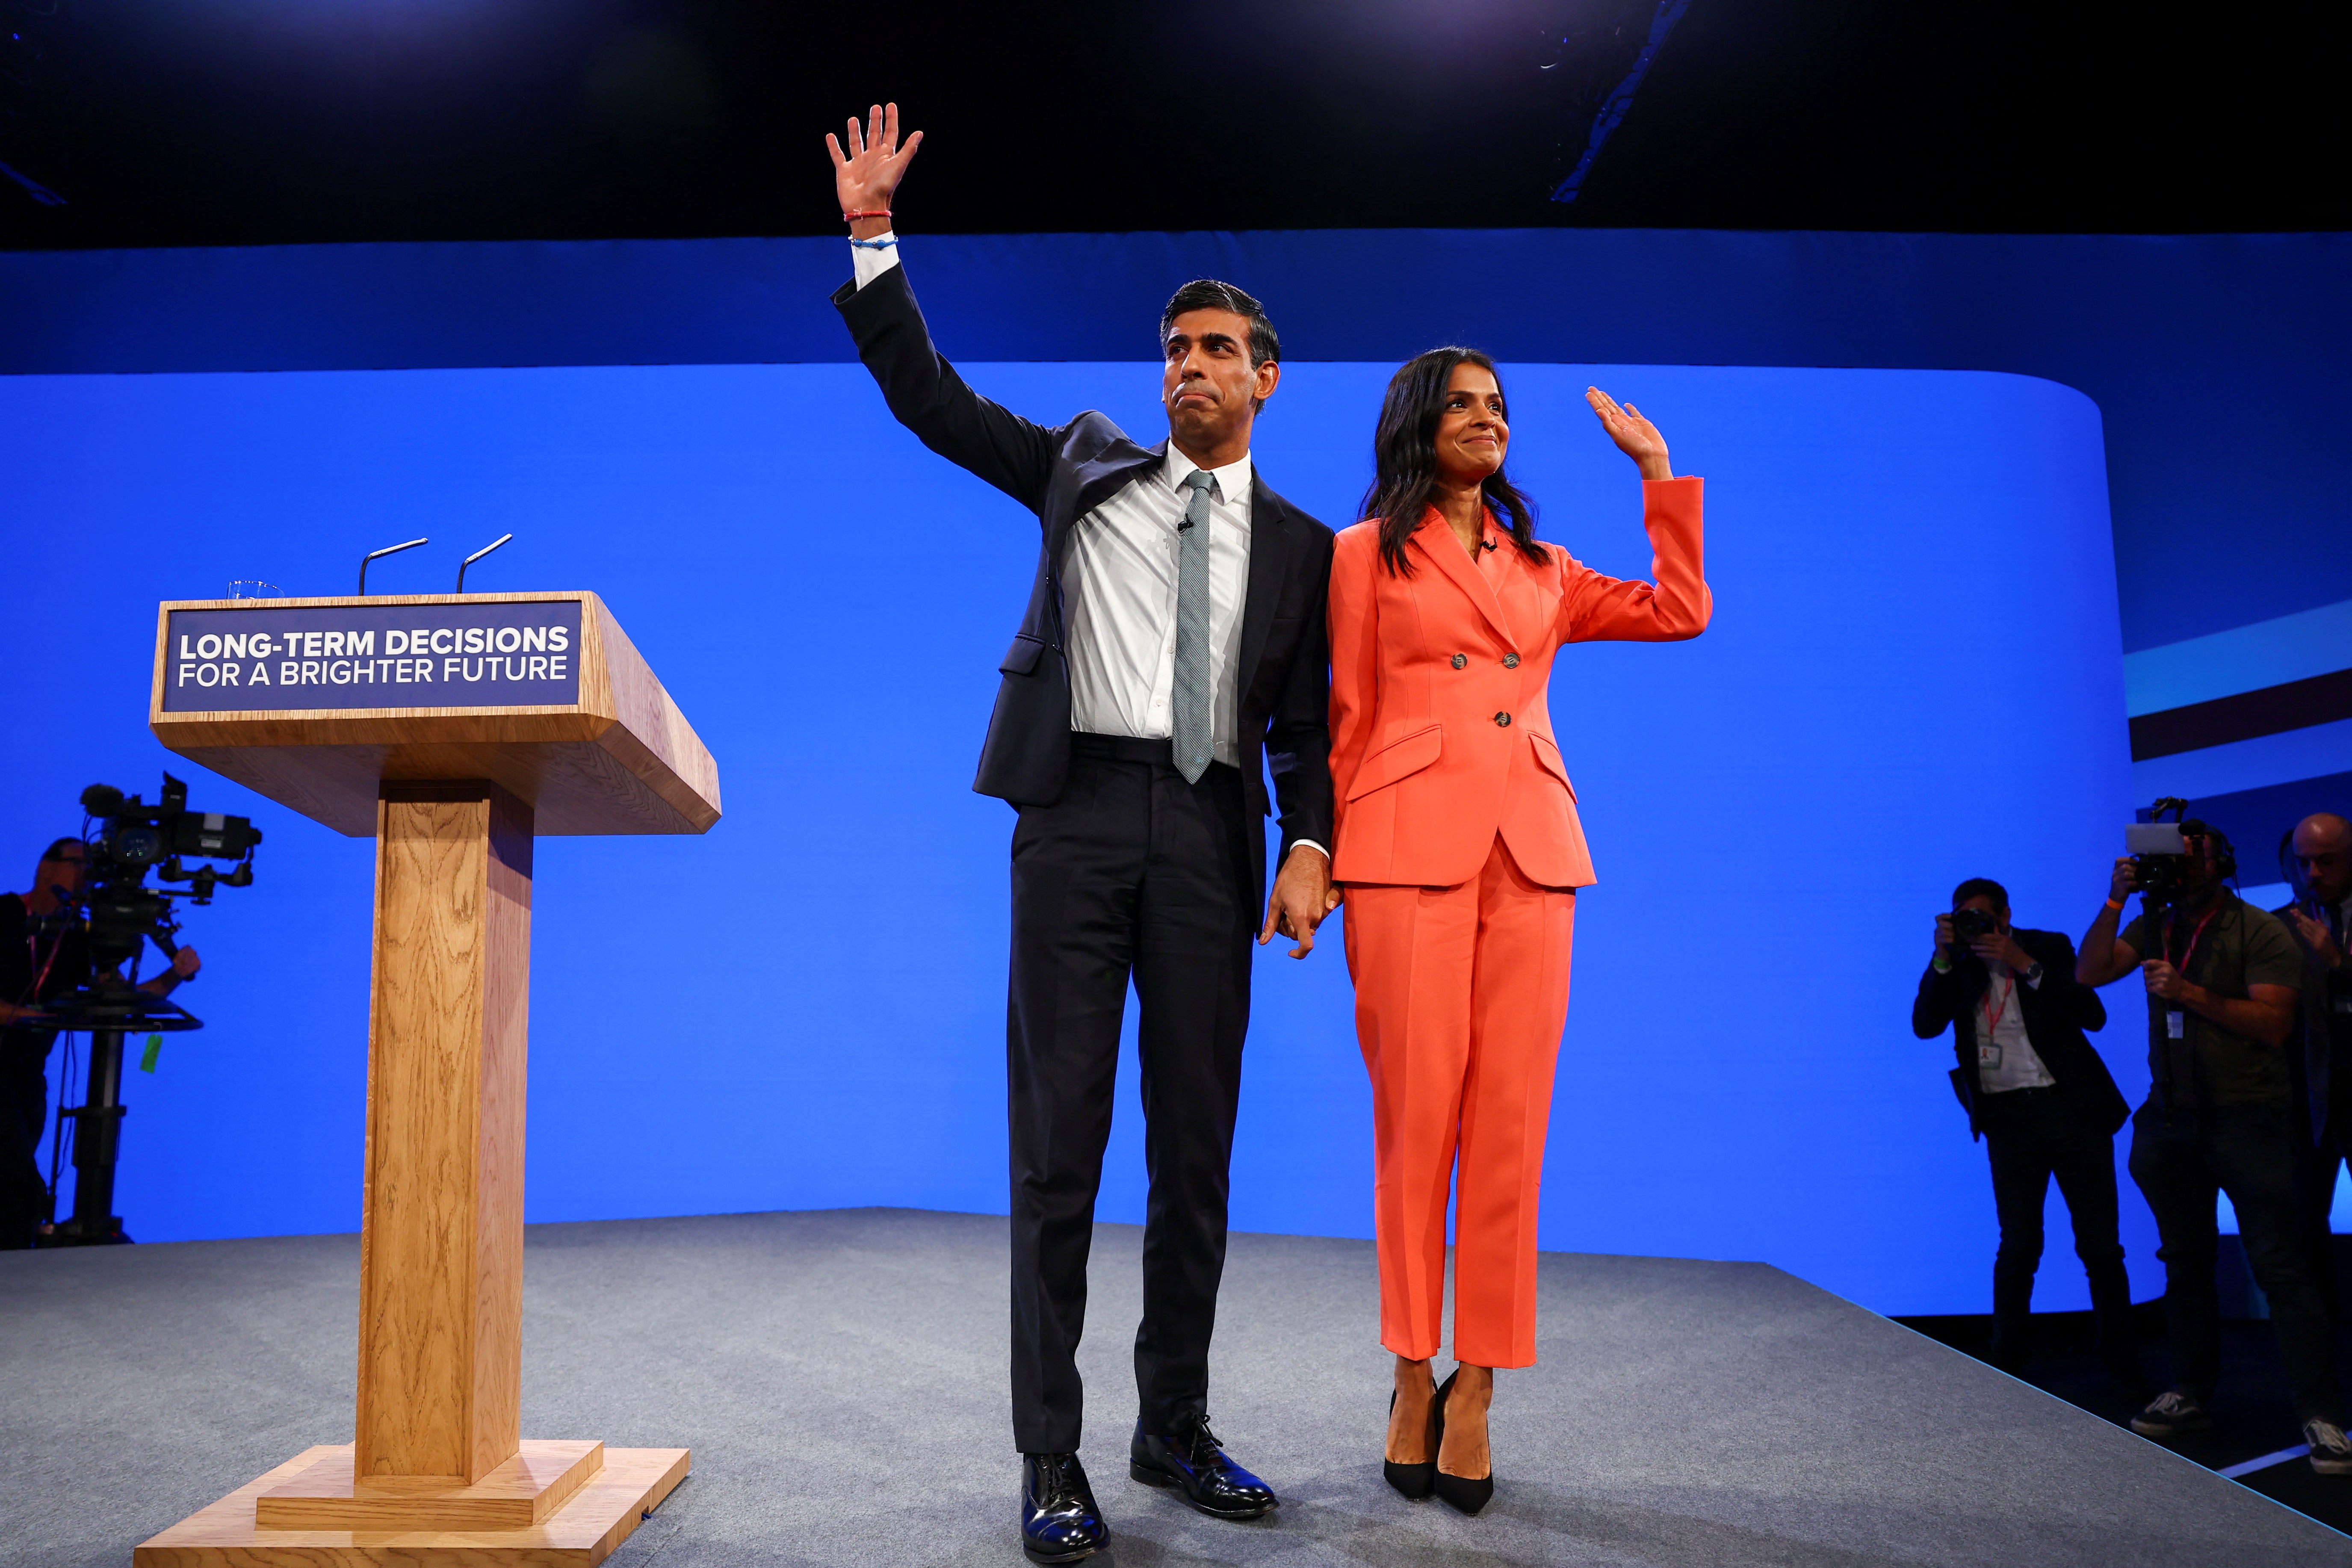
top-left (842, 209), bottom-right (892, 221)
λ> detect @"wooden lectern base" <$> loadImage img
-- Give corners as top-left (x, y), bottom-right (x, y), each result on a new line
top-left (133, 1444), bottom-right (690, 1567)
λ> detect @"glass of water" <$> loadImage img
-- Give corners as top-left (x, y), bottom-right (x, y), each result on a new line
top-left (227, 581), bottom-right (281, 599)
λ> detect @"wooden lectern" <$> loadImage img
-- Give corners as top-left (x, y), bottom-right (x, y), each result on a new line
top-left (133, 592), bottom-right (719, 1567)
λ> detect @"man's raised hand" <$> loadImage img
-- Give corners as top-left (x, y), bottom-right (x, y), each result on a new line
top-left (827, 103), bottom-right (922, 236)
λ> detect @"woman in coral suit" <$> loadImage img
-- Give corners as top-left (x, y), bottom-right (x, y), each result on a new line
top-left (1327, 350), bottom-right (1709, 1514)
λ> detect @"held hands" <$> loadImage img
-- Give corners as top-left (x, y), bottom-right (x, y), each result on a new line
top-left (1586, 387), bottom-right (1672, 481)
top-left (2288, 907), bottom-right (2346, 968)
top-left (826, 103), bottom-right (923, 237)
top-left (1260, 845), bottom-right (1341, 960)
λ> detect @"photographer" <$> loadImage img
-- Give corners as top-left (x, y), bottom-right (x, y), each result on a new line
top-left (1912, 877), bottom-right (2136, 1383)
top-left (1, 838), bottom-right (199, 1249)
top-left (2277, 812), bottom-right (2352, 1316)
top-left (2077, 827), bottom-right (2351, 1470)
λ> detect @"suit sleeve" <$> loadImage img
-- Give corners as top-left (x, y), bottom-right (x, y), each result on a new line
top-left (832, 265), bottom-right (1061, 514)
top-left (1265, 525), bottom-right (1336, 863)
top-left (1326, 526), bottom-right (1380, 843)
top-left (2030, 932), bottom-right (2107, 1031)
top-left (1557, 475), bottom-right (1712, 645)
top-left (1913, 962), bottom-right (1963, 1038)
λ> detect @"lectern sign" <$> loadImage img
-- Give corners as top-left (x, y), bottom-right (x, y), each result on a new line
top-left (160, 599), bottom-right (583, 712)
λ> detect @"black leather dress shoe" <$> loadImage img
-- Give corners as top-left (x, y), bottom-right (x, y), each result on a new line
top-left (1022, 1452), bottom-right (1109, 1564)
top-left (1129, 1411), bottom-right (1279, 1519)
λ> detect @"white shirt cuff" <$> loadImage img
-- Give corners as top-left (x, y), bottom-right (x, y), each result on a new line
top-left (851, 232), bottom-right (901, 290)
top-left (1288, 840), bottom-right (1329, 862)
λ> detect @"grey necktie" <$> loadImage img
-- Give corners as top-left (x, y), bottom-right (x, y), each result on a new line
top-left (1172, 469), bottom-right (1216, 783)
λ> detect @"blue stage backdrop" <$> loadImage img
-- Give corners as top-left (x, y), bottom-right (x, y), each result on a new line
top-left (0, 357), bottom-right (2140, 1316)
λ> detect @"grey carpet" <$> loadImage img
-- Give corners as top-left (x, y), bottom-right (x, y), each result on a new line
top-left (2, 1208), bottom-right (2342, 1568)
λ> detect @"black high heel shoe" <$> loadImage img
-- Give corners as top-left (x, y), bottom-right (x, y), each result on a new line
top-left (1431, 1369), bottom-right (1495, 1517)
top-left (1383, 1387), bottom-right (1436, 1499)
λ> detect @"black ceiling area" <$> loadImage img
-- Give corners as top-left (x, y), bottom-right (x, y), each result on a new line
top-left (2, 0), bottom-right (2343, 251)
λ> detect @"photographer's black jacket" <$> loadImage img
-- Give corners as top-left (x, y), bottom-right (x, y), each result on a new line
top-left (831, 263), bottom-right (1336, 895)
top-left (1912, 927), bottom-right (2127, 1139)
top-left (1, 892), bottom-right (91, 1072)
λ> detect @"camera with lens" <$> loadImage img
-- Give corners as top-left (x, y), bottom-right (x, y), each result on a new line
top-left (1950, 907), bottom-right (1998, 944)
top-left (2124, 797), bottom-right (2220, 908)
top-left (31, 773), bottom-right (261, 1022)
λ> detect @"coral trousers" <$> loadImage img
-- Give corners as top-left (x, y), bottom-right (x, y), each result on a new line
top-left (1341, 836), bottom-right (1575, 1369)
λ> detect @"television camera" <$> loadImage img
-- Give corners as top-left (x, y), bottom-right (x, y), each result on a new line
top-left (25, 773), bottom-right (260, 1245)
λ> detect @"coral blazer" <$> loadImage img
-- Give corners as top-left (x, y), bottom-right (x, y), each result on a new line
top-left (1328, 477), bottom-right (1709, 889)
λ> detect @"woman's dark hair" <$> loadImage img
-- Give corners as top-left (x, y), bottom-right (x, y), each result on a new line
top-left (1359, 347), bottom-right (1544, 577)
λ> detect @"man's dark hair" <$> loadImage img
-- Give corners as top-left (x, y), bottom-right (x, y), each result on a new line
top-left (1952, 877), bottom-right (2009, 912)
top-left (1160, 280), bottom-right (1279, 368)
top-left (39, 837), bottom-right (84, 863)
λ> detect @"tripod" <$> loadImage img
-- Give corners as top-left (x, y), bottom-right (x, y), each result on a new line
top-left (38, 980), bottom-right (201, 1246)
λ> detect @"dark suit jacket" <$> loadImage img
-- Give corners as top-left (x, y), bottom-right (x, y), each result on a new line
top-left (2273, 899), bottom-right (2352, 1144)
top-left (1912, 927), bottom-right (2128, 1139)
top-left (833, 265), bottom-right (1336, 894)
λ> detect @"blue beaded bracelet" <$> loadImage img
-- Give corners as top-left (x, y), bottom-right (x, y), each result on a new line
top-left (849, 235), bottom-right (898, 250)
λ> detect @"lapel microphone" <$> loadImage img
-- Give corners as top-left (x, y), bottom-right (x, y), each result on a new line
top-left (1479, 539), bottom-right (1498, 552)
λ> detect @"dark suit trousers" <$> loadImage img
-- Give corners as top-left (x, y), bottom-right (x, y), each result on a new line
top-left (1007, 735), bottom-right (1256, 1453)
top-left (2296, 1130), bottom-right (2350, 1327)
top-left (1976, 1088), bottom-right (2133, 1372)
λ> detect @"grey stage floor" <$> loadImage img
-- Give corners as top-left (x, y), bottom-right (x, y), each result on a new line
top-left (3, 1209), bottom-right (2345, 1568)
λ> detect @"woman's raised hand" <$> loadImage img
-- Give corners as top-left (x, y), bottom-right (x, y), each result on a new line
top-left (826, 103), bottom-right (923, 231)
top-left (1586, 386), bottom-right (1673, 481)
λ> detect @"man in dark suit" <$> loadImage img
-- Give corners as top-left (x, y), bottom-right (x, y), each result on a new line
top-left (2278, 812), bottom-right (2352, 1318)
top-left (828, 106), bottom-right (1336, 1563)
top-left (1913, 876), bottom-right (2137, 1385)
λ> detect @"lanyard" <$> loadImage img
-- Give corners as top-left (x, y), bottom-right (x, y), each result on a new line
top-left (1980, 972), bottom-right (2016, 1041)
top-left (16, 927), bottom-right (64, 1009)
top-left (2166, 905), bottom-right (2221, 977)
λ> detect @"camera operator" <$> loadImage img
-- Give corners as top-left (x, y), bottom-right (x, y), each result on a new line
top-left (2077, 827), bottom-right (2351, 1470)
top-left (2277, 812), bottom-right (2352, 1317)
top-left (1912, 877), bottom-right (2136, 1384)
top-left (1, 837), bottom-right (200, 1249)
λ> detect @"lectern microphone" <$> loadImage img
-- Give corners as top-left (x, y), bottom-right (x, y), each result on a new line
top-left (456, 532), bottom-right (514, 594)
top-left (358, 536), bottom-right (429, 595)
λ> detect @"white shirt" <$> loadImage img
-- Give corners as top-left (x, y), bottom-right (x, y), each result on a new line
top-left (852, 236), bottom-right (1325, 858)
top-left (1063, 445), bottom-right (1252, 768)
top-left (1976, 958), bottom-right (2056, 1093)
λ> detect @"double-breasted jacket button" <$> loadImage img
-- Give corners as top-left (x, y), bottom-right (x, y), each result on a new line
top-left (1450, 653), bottom-right (1467, 669)
top-left (1503, 652), bottom-right (1521, 668)
top-left (1494, 712), bottom-right (1512, 727)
